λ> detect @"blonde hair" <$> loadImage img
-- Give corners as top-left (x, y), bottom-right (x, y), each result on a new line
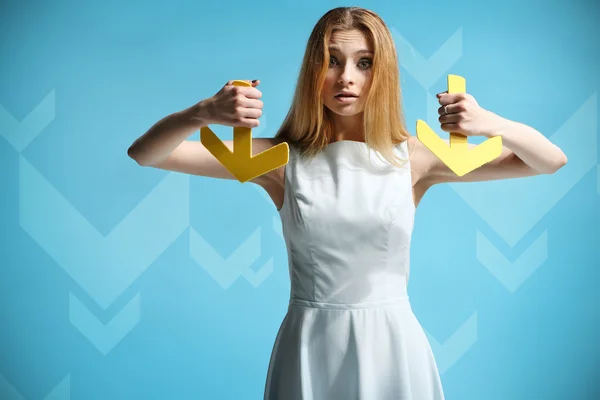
top-left (274, 6), bottom-right (410, 167)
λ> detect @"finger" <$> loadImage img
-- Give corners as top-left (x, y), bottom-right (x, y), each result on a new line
top-left (438, 93), bottom-right (462, 106)
top-left (438, 113), bottom-right (461, 124)
top-left (251, 79), bottom-right (260, 87)
top-left (241, 107), bottom-right (262, 119)
top-left (241, 98), bottom-right (263, 109)
top-left (440, 123), bottom-right (460, 133)
top-left (437, 104), bottom-right (458, 115)
top-left (239, 117), bottom-right (260, 128)
top-left (237, 86), bottom-right (263, 99)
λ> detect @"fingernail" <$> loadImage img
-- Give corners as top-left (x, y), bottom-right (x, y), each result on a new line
top-left (252, 80), bottom-right (257, 83)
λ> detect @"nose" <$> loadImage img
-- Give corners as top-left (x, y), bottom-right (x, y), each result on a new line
top-left (337, 64), bottom-right (355, 86)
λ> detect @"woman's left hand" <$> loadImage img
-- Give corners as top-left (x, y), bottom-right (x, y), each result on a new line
top-left (436, 92), bottom-right (505, 138)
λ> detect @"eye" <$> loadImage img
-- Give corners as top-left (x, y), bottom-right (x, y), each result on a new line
top-left (358, 58), bottom-right (372, 69)
top-left (329, 56), bottom-right (338, 66)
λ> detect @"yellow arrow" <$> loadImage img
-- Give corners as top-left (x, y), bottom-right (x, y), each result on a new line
top-left (200, 80), bottom-right (289, 183)
top-left (416, 74), bottom-right (503, 177)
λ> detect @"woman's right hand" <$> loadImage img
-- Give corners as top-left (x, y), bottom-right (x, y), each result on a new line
top-left (196, 80), bottom-right (263, 128)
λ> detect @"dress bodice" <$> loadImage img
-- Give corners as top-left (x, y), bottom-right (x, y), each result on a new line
top-left (278, 140), bottom-right (415, 304)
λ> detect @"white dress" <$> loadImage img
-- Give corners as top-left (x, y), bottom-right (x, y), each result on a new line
top-left (264, 140), bottom-right (445, 400)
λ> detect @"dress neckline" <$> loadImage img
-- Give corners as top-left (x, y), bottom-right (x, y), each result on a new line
top-left (323, 139), bottom-right (406, 153)
top-left (326, 140), bottom-right (367, 147)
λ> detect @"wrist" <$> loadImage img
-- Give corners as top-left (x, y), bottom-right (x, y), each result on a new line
top-left (181, 99), bottom-right (214, 128)
top-left (483, 112), bottom-right (512, 139)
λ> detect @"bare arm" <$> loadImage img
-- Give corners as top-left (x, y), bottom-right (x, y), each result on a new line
top-left (414, 92), bottom-right (567, 186)
top-left (126, 80), bottom-right (283, 186)
top-left (127, 104), bottom-right (207, 167)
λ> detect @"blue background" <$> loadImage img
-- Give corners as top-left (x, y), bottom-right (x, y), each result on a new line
top-left (1, 0), bottom-right (599, 399)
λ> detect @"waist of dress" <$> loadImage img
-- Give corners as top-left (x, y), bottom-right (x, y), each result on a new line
top-left (288, 295), bottom-right (411, 310)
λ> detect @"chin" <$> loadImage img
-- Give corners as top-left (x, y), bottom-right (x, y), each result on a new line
top-left (333, 109), bottom-right (362, 117)
top-left (324, 103), bottom-right (364, 117)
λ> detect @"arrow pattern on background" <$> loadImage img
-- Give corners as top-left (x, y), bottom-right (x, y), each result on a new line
top-left (189, 226), bottom-right (273, 288)
top-left (243, 258), bottom-right (274, 288)
top-left (391, 27), bottom-right (463, 90)
top-left (426, 312), bottom-right (478, 375)
top-left (19, 157), bottom-right (189, 353)
top-left (69, 292), bottom-right (141, 355)
top-left (448, 93), bottom-right (596, 247)
top-left (393, 28), bottom-right (476, 372)
top-left (477, 230), bottom-right (548, 292)
top-left (447, 94), bottom-right (596, 289)
top-left (0, 374), bottom-right (70, 400)
top-left (0, 90), bottom-right (55, 151)
top-left (19, 157), bottom-right (190, 310)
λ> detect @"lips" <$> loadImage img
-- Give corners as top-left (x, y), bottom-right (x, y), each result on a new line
top-left (335, 91), bottom-right (358, 98)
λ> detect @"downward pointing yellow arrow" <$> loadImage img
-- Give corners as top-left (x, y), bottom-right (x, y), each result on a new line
top-left (416, 75), bottom-right (503, 176)
top-left (200, 80), bottom-right (289, 183)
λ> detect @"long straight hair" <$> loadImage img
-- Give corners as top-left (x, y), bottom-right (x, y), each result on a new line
top-left (274, 7), bottom-right (410, 167)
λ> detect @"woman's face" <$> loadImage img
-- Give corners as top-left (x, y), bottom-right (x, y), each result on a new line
top-left (322, 29), bottom-right (374, 117)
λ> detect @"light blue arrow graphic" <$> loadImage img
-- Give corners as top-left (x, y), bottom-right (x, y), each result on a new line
top-left (41, 375), bottom-right (70, 400)
top-left (242, 258), bottom-right (274, 288)
top-left (19, 156), bottom-right (190, 309)
top-left (70, 292), bottom-right (140, 355)
top-left (477, 230), bottom-right (547, 292)
top-left (0, 373), bottom-right (70, 400)
top-left (391, 26), bottom-right (463, 90)
top-left (0, 375), bottom-right (25, 400)
top-left (189, 226), bottom-right (272, 288)
top-left (0, 90), bottom-right (55, 151)
top-left (449, 93), bottom-right (597, 247)
top-left (426, 312), bottom-right (478, 375)
top-left (0, 375), bottom-right (22, 400)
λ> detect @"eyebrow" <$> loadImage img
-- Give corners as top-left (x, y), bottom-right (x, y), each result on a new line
top-left (328, 47), bottom-right (374, 55)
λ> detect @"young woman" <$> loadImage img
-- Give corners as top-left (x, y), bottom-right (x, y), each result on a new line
top-left (128, 6), bottom-right (567, 400)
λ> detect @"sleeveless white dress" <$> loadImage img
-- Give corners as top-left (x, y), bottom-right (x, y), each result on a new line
top-left (264, 140), bottom-right (445, 400)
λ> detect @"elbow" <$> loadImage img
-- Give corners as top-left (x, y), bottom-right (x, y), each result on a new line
top-left (127, 142), bottom-right (152, 167)
top-left (553, 151), bottom-right (568, 173)
top-left (543, 153), bottom-right (568, 175)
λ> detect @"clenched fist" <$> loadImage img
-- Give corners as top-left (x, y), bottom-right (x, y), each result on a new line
top-left (197, 80), bottom-right (264, 128)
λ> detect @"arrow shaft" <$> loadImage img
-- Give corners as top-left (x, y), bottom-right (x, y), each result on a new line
top-left (449, 132), bottom-right (468, 150)
top-left (233, 127), bottom-right (252, 157)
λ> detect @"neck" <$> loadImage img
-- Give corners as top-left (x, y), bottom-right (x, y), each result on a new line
top-left (328, 111), bottom-right (365, 143)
